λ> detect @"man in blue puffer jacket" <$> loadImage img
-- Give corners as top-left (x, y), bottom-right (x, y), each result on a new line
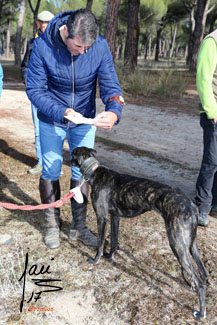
top-left (26, 9), bottom-right (124, 249)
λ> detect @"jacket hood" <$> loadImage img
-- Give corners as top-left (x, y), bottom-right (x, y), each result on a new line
top-left (45, 10), bottom-right (75, 50)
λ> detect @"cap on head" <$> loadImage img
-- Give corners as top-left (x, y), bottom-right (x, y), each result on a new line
top-left (37, 10), bottom-right (54, 22)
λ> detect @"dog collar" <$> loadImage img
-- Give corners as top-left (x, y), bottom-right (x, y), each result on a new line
top-left (80, 156), bottom-right (99, 181)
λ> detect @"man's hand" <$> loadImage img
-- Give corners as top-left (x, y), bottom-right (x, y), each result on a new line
top-left (93, 111), bottom-right (118, 130)
top-left (214, 116), bottom-right (217, 124)
top-left (65, 108), bottom-right (82, 118)
top-left (64, 108), bottom-right (84, 123)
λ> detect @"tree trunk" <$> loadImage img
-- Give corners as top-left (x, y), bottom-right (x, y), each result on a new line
top-left (155, 28), bottom-right (163, 61)
top-left (23, 37), bottom-right (28, 55)
top-left (152, 44), bottom-right (156, 57)
top-left (86, 0), bottom-right (93, 11)
top-left (159, 38), bottom-right (162, 56)
top-left (6, 19), bottom-right (11, 58)
top-left (208, 13), bottom-right (217, 33)
top-left (175, 44), bottom-right (180, 57)
top-left (27, 0), bottom-right (41, 36)
top-left (0, 0), bottom-right (3, 25)
top-left (188, 0), bottom-right (214, 71)
top-left (14, 0), bottom-right (26, 65)
top-left (162, 39), bottom-right (166, 57)
top-left (201, 0), bottom-right (212, 37)
top-left (186, 6), bottom-right (195, 64)
top-left (169, 23), bottom-right (177, 59)
top-left (124, 0), bottom-right (140, 73)
top-left (0, 37), bottom-right (3, 55)
top-left (184, 0), bottom-right (196, 64)
top-left (148, 34), bottom-right (152, 58)
top-left (116, 39), bottom-right (123, 60)
top-left (189, 0), bottom-right (205, 71)
top-left (105, 0), bottom-right (121, 61)
top-left (184, 44), bottom-right (188, 59)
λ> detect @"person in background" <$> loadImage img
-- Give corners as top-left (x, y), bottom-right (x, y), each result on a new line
top-left (195, 29), bottom-right (217, 227)
top-left (21, 11), bottom-right (54, 175)
top-left (0, 63), bottom-right (3, 98)
top-left (26, 9), bottom-right (124, 249)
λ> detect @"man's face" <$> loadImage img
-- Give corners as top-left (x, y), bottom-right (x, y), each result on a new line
top-left (66, 34), bottom-right (90, 56)
top-left (36, 20), bottom-right (49, 34)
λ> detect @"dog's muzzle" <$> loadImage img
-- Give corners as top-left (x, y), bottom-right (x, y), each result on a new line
top-left (80, 157), bottom-right (99, 181)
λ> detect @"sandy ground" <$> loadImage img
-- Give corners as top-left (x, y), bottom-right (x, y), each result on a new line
top-left (96, 100), bottom-right (203, 198)
top-left (1, 87), bottom-right (211, 324)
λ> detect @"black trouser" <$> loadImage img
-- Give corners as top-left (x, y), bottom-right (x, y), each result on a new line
top-left (195, 113), bottom-right (217, 213)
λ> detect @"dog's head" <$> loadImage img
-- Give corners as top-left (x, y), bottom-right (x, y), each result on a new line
top-left (71, 147), bottom-right (98, 179)
top-left (71, 147), bottom-right (97, 167)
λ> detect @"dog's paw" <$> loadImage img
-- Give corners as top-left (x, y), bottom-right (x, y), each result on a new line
top-left (103, 252), bottom-right (114, 261)
top-left (190, 284), bottom-right (197, 293)
top-left (87, 256), bottom-right (98, 265)
top-left (193, 310), bottom-right (205, 321)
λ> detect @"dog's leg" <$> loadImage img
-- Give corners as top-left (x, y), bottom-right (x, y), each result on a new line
top-left (166, 225), bottom-right (206, 321)
top-left (103, 214), bottom-right (119, 261)
top-left (88, 214), bottom-right (108, 265)
top-left (190, 237), bottom-right (208, 321)
top-left (179, 248), bottom-right (207, 321)
top-left (174, 246), bottom-right (205, 320)
top-left (190, 238), bottom-right (208, 280)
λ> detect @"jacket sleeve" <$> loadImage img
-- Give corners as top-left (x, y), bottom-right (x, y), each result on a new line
top-left (97, 39), bottom-right (123, 124)
top-left (21, 39), bottom-right (34, 84)
top-left (0, 64), bottom-right (3, 98)
top-left (26, 41), bottom-right (67, 123)
top-left (196, 37), bottom-right (217, 119)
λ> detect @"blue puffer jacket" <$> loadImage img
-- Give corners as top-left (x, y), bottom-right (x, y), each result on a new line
top-left (26, 11), bottom-right (123, 128)
top-left (0, 64), bottom-right (3, 98)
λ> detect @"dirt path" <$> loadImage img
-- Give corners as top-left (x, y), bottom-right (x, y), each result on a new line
top-left (96, 98), bottom-right (203, 197)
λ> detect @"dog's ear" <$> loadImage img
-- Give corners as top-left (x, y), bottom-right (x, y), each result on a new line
top-left (71, 147), bottom-right (97, 167)
top-left (71, 147), bottom-right (81, 166)
top-left (88, 148), bottom-right (97, 157)
top-left (71, 154), bottom-right (78, 166)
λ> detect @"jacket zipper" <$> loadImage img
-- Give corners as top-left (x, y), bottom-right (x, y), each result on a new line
top-left (71, 54), bottom-right (74, 109)
top-left (67, 54), bottom-right (74, 129)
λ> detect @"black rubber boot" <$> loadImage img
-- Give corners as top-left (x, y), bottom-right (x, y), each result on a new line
top-left (39, 177), bottom-right (61, 249)
top-left (69, 179), bottom-right (98, 247)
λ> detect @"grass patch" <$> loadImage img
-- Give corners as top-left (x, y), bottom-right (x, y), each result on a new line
top-left (120, 71), bottom-right (156, 97)
top-left (154, 70), bottom-right (187, 98)
top-left (116, 67), bottom-right (187, 99)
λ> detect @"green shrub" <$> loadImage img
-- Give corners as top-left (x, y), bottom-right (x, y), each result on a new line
top-left (117, 67), bottom-right (187, 99)
top-left (123, 71), bottom-right (156, 97)
top-left (153, 70), bottom-right (187, 98)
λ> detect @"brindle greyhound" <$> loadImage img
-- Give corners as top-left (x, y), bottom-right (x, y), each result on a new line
top-left (71, 146), bottom-right (208, 321)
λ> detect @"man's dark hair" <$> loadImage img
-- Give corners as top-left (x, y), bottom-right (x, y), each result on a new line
top-left (66, 9), bottom-right (99, 45)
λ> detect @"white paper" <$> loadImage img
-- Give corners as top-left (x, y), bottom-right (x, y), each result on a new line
top-left (64, 114), bottom-right (97, 125)
top-left (70, 186), bottom-right (84, 204)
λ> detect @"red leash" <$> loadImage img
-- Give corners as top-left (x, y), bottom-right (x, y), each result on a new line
top-left (0, 192), bottom-right (75, 211)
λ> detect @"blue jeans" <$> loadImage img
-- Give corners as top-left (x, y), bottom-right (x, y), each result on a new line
top-left (39, 121), bottom-right (96, 180)
top-left (31, 103), bottom-right (42, 164)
